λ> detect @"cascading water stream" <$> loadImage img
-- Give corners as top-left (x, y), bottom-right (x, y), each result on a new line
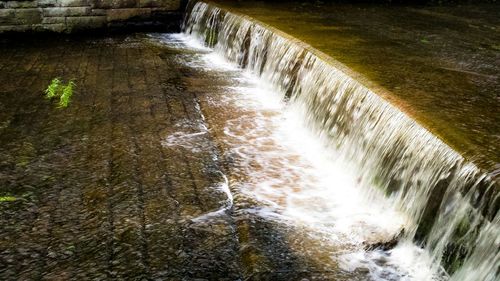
top-left (182, 1), bottom-right (499, 280)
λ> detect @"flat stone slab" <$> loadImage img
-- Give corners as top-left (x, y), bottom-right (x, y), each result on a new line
top-left (0, 34), bottom-right (242, 280)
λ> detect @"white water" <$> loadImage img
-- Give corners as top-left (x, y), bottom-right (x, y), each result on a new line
top-left (158, 2), bottom-right (499, 279)
top-left (151, 32), bottom-right (445, 281)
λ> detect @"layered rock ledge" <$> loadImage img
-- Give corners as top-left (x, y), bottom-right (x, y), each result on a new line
top-left (0, 0), bottom-right (183, 33)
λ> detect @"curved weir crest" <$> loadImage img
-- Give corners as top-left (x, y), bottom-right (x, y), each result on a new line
top-left (182, 1), bottom-right (499, 280)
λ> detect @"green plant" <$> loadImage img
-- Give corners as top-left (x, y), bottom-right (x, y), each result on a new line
top-left (58, 80), bottom-right (76, 108)
top-left (43, 78), bottom-right (76, 108)
top-left (0, 196), bottom-right (17, 202)
top-left (44, 78), bottom-right (61, 99)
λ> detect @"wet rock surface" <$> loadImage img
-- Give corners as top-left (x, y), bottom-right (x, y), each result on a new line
top-left (0, 34), bottom-right (240, 280)
top-left (0, 34), bottom-right (361, 280)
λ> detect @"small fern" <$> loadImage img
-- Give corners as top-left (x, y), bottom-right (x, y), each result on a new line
top-left (44, 78), bottom-right (76, 108)
top-left (58, 80), bottom-right (75, 108)
top-left (44, 78), bottom-right (61, 99)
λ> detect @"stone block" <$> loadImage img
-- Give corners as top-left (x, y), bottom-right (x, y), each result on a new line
top-left (15, 8), bottom-right (43, 25)
top-left (41, 23), bottom-right (67, 32)
top-left (90, 9), bottom-right (107, 16)
top-left (43, 7), bottom-right (91, 17)
top-left (138, 0), bottom-right (179, 9)
top-left (4, 1), bottom-right (39, 9)
top-left (57, 0), bottom-right (91, 7)
top-left (0, 24), bottom-right (30, 33)
top-left (0, 9), bottom-right (16, 25)
top-left (65, 15), bottom-right (106, 30)
top-left (38, 0), bottom-right (59, 8)
top-left (93, 0), bottom-right (137, 9)
top-left (151, 7), bottom-right (178, 13)
top-left (42, 16), bottom-right (66, 24)
top-left (106, 8), bottom-right (150, 21)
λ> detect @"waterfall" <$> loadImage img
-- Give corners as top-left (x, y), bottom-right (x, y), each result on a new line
top-left (182, 1), bottom-right (499, 280)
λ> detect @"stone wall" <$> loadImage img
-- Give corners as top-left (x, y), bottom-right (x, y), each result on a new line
top-left (0, 0), bottom-right (183, 33)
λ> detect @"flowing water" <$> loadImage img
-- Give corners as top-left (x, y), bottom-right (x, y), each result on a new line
top-left (207, 0), bottom-right (500, 173)
top-left (0, 2), bottom-right (497, 280)
top-left (176, 1), bottom-right (500, 280)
